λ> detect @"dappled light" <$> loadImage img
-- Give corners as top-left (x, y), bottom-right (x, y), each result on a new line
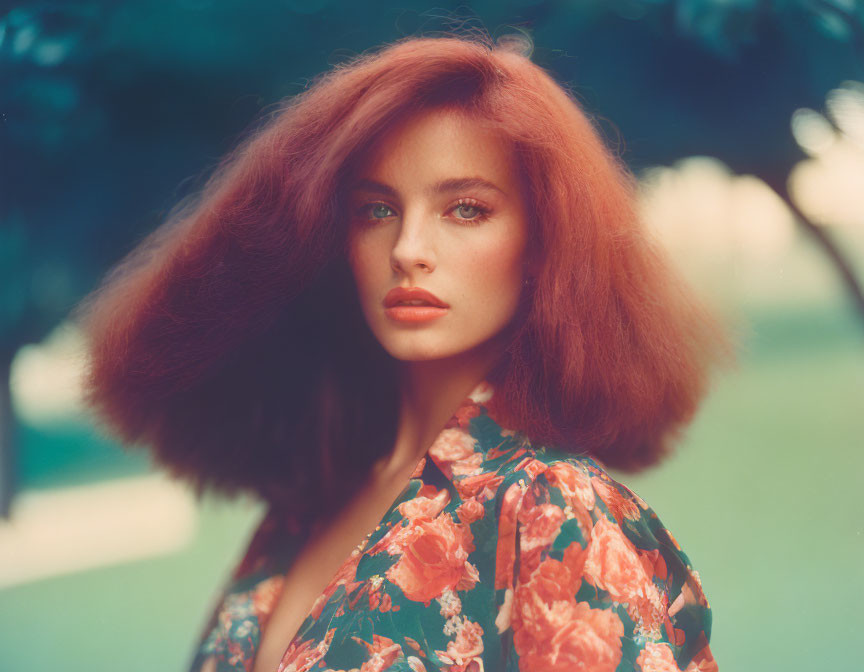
top-left (790, 81), bottom-right (864, 230)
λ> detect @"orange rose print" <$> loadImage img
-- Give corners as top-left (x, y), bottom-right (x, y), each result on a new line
top-left (637, 641), bottom-right (680, 671)
top-left (456, 498), bottom-right (485, 524)
top-left (384, 514), bottom-right (479, 603)
top-left (517, 500), bottom-right (567, 580)
top-left (436, 617), bottom-right (485, 668)
top-left (454, 471), bottom-right (505, 501)
top-left (349, 633), bottom-right (403, 672)
top-left (397, 485), bottom-right (451, 520)
top-left (277, 627), bottom-right (335, 672)
top-left (545, 461), bottom-right (596, 511)
top-left (494, 481), bottom-right (527, 590)
top-left (429, 429), bottom-right (478, 481)
top-left (592, 479), bottom-right (641, 525)
top-left (512, 557), bottom-right (625, 672)
top-left (194, 384), bottom-right (715, 672)
top-left (582, 517), bottom-right (667, 634)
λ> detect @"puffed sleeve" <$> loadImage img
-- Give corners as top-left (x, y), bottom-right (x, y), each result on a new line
top-left (493, 455), bottom-right (717, 672)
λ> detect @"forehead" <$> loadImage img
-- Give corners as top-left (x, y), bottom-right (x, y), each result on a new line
top-left (352, 108), bottom-right (516, 191)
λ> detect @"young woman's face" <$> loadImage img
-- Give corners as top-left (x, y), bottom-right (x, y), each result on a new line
top-left (346, 108), bottom-right (531, 363)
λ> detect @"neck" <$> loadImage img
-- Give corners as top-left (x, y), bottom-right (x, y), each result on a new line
top-left (373, 336), bottom-right (505, 480)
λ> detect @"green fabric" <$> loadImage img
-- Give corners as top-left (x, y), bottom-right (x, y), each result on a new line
top-left (189, 382), bottom-right (716, 672)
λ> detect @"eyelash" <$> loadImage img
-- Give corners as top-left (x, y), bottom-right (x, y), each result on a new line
top-left (353, 198), bottom-right (492, 226)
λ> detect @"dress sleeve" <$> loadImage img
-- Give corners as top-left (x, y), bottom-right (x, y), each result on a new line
top-left (494, 456), bottom-right (717, 672)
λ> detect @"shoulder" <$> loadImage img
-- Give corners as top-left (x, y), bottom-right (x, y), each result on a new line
top-left (492, 441), bottom-right (688, 564)
top-left (489, 441), bottom-right (717, 671)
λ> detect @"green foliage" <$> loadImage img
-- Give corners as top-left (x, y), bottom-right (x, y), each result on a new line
top-left (2, 0), bottom-right (860, 349)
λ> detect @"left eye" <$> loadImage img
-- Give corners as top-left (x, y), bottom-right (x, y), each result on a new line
top-left (450, 200), bottom-right (490, 223)
top-left (454, 204), bottom-right (481, 219)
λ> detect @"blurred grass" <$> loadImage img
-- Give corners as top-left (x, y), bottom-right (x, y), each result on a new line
top-left (623, 301), bottom-right (864, 670)
top-left (0, 492), bottom-right (264, 671)
top-left (0, 302), bottom-right (861, 671)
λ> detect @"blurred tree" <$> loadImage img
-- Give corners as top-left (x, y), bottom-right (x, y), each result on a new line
top-left (1, 0), bottom-right (861, 516)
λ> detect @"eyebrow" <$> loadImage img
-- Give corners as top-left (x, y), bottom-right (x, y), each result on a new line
top-left (349, 176), bottom-right (507, 198)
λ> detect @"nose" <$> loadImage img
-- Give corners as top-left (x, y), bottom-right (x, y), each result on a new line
top-left (389, 207), bottom-right (436, 277)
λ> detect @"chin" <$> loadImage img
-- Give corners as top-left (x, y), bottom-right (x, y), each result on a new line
top-left (377, 335), bottom-right (466, 362)
top-left (384, 345), bottom-right (458, 362)
top-left (379, 330), bottom-right (500, 364)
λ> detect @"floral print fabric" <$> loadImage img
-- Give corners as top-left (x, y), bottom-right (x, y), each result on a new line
top-left (189, 381), bottom-right (717, 672)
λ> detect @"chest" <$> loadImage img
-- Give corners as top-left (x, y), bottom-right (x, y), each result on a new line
top-left (199, 451), bottom-right (515, 672)
top-left (250, 474), bottom-right (415, 672)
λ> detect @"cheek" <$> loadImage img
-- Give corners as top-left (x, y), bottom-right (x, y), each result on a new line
top-left (347, 235), bottom-right (381, 296)
top-left (463, 235), bottom-right (526, 310)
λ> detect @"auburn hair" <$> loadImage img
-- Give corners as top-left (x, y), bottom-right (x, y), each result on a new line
top-left (73, 31), bottom-right (731, 521)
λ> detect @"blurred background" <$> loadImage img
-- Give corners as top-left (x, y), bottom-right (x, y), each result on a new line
top-left (1, 1), bottom-right (862, 670)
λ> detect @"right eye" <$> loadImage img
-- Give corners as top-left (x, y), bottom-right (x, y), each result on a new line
top-left (355, 202), bottom-right (396, 221)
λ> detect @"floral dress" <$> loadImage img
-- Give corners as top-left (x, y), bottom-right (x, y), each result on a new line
top-left (189, 381), bottom-right (717, 672)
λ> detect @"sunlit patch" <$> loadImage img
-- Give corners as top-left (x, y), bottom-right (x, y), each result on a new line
top-left (0, 474), bottom-right (196, 588)
top-left (790, 82), bottom-right (864, 230)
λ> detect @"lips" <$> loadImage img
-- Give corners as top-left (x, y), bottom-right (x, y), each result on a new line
top-left (383, 287), bottom-right (449, 324)
top-left (383, 287), bottom-right (449, 309)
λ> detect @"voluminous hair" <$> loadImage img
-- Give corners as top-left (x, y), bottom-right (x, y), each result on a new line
top-left (74, 31), bottom-right (731, 520)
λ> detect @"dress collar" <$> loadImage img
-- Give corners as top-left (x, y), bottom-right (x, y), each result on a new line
top-left (269, 379), bottom-right (532, 552)
top-left (413, 380), bottom-right (530, 500)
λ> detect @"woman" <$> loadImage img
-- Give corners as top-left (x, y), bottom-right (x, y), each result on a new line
top-left (75, 32), bottom-right (729, 672)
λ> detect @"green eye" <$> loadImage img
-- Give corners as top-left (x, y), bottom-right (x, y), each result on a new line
top-left (450, 199), bottom-right (491, 225)
top-left (370, 203), bottom-right (394, 219)
top-left (352, 202), bottom-right (396, 223)
top-left (455, 204), bottom-right (481, 219)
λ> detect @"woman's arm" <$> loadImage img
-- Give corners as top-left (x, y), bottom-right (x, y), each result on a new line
top-left (495, 457), bottom-right (717, 671)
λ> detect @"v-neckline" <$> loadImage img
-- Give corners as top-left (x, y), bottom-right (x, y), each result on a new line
top-left (248, 455), bottom-right (443, 672)
top-left (260, 381), bottom-right (496, 670)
